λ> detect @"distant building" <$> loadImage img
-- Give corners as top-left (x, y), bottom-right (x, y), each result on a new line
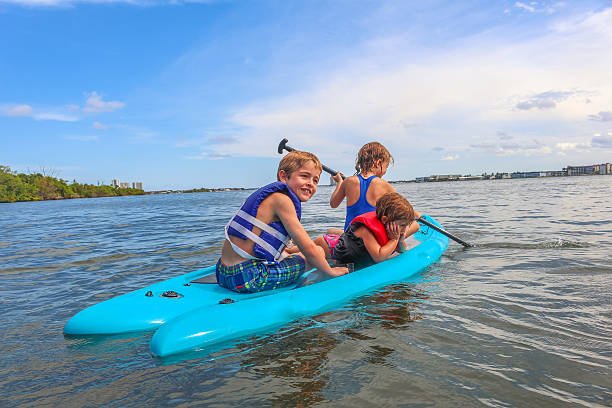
top-left (111, 178), bottom-right (144, 189)
top-left (595, 163), bottom-right (611, 175)
top-left (492, 173), bottom-right (512, 179)
top-left (544, 171), bottom-right (566, 177)
top-left (414, 162), bottom-right (610, 183)
top-left (458, 175), bottom-right (484, 181)
top-left (566, 163), bottom-right (611, 176)
top-left (566, 165), bottom-right (594, 176)
top-left (511, 171), bottom-right (559, 178)
top-left (437, 174), bottom-right (462, 181)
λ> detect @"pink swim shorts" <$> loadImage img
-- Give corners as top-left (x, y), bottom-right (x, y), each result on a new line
top-left (323, 233), bottom-right (341, 251)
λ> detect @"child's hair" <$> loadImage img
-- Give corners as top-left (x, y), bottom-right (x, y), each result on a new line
top-left (355, 142), bottom-right (394, 174)
top-left (376, 192), bottom-right (415, 223)
top-left (277, 150), bottom-right (323, 180)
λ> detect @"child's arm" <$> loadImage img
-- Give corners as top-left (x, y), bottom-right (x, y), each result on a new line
top-left (275, 194), bottom-right (348, 276)
top-left (359, 226), bottom-right (401, 263)
top-left (404, 217), bottom-right (420, 238)
top-left (329, 173), bottom-right (346, 208)
top-left (396, 223), bottom-right (409, 253)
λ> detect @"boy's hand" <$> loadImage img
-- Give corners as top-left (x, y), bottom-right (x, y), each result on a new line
top-left (332, 173), bottom-right (344, 183)
top-left (330, 266), bottom-right (349, 276)
top-left (385, 221), bottom-right (402, 240)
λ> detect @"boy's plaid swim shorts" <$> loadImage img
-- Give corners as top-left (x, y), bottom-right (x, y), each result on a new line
top-left (216, 255), bottom-right (306, 293)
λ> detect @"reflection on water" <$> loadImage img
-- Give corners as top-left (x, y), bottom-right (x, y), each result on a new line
top-left (1, 177), bottom-right (611, 406)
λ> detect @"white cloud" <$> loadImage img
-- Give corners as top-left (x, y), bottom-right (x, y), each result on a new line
top-left (83, 92), bottom-right (125, 113)
top-left (185, 150), bottom-right (230, 160)
top-left (33, 112), bottom-right (79, 122)
top-left (588, 111), bottom-right (612, 122)
top-left (555, 142), bottom-right (590, 151)
top-left (1, 92), bottom-right (124, 122)
top-left (92, 121), bottom-right (109, 129)
top-left (2, 104), bottom-right (33, 116)
top-left (513, 1), bottom-right (561, 15)
top-left (64, 135), bottom-right (99, 141)
top-left (513, 90), bottom-right (592, 111)
top-left (471, 140), bottom-right (555, 156)
top-left (591, 133), bottom-right (612, 148)
top-left (211, 7), bottom-right (612, 166)
top-left (515, 2), bottom-right (536, 13)
top-left (1, 103), bottom-right (79, 121)
top-left (0, 0), bottom-right (144, 6)
top-left (497, 131), bottom-right (513, 140)
top-left (0, 0), bottom-right (215, 6)
top-left (441, 154), bottom-right (459, 161)
top-left (554, 133), bottom-right (612, 151)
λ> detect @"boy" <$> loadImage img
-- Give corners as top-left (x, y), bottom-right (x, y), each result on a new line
top-left (316, 192), bottom-right (416, 271)
top-left (217, 151), bottom-right (349, 293)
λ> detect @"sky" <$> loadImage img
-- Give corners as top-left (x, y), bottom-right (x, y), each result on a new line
top-left (1, 0), bottom-right (611, 190)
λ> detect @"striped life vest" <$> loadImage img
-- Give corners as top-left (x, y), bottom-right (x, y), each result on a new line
top-left (225, 181), bottom-right (301, 261)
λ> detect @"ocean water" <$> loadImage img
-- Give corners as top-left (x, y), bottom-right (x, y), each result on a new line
top-left (1, 176), bottom-right (610, 407)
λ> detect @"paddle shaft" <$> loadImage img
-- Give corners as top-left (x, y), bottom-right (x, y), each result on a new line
top-left (417, 217), bottom-right (472, 247)
top-left (277, 138), bottom-right (345, 179)
top-left (277, 138), bottom-right (472, 247)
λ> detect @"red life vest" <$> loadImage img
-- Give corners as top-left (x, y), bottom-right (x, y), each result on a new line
top-left (350, 211), bottom-right (389, 246)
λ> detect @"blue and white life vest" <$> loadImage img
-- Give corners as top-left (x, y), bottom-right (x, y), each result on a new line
top-left (225, 181), bottom-right (302, 261)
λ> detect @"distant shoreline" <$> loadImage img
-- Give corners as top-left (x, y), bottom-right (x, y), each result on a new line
top-left (391, 173), bottom-right (612, 184)
top-left (146, 187), bottom-right (251, 195)
top-left (0, 165), bottom-right (145, 204)
top-left (3, 169), bottom-right (610, 204)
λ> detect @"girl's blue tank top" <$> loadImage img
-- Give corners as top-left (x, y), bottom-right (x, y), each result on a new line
top-left (344, 174), bottom-right (378, 231)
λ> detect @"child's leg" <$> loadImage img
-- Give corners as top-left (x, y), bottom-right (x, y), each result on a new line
top-left (314, 235), bottom-right (333, 258)
top-left (250, 255), bottom-right (306, 292)
top-left (327, 227), bottom-right (343, 235)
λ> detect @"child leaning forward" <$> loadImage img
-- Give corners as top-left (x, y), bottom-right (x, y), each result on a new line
top-left (315, 192), bottom-right (416, 271)
top-left (216, 151), bottom-right (348, 293)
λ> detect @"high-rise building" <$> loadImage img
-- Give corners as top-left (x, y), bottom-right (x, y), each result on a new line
top-left (132, 182), bottom-right (143, 190)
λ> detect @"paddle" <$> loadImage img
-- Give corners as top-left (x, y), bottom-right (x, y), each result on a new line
top-left (277, 138), bottom-right (473, 248)
top-left (278, 138), bottom-right (345, 180)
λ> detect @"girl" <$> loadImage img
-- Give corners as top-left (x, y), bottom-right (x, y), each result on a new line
top-left (323, 142), bottom-right (421, 250)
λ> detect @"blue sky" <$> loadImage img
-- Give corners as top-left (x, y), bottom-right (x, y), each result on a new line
top-left (1, 0), bottom-right (611, 190)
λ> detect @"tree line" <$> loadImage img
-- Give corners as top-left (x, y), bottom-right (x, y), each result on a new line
top-left (0, 165), bottom-right (145, 203)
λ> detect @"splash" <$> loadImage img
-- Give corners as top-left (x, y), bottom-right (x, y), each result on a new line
top-left (477, 239), bottom-right (589, 250)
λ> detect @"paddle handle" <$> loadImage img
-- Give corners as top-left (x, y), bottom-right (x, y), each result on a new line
top-left (278, 138), bottom-right (345, 179)
top-left (418, 217), bottom-right (472, 247)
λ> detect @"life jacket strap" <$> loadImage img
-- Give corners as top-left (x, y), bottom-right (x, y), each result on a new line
top-left (225, 220), bottom-right (283, 261)
top-left (235, 210), bottom-right (291, 244)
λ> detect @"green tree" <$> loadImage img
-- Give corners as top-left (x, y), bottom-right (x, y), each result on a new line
top-left (0, 166), bottom-right (39, 202)
top-left (1, 164), bottom-right (145, 202)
